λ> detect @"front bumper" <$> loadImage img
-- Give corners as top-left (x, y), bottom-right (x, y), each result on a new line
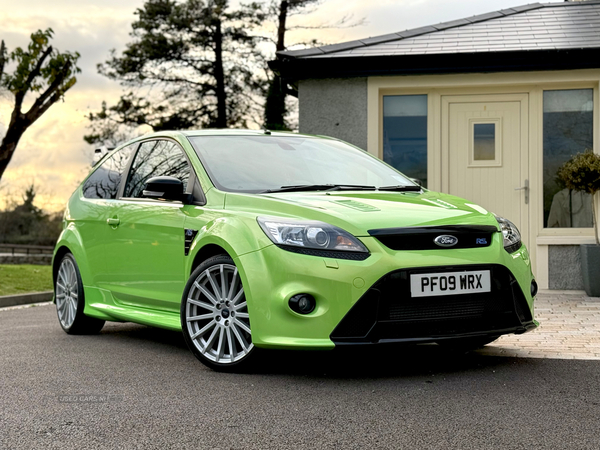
top-left (331, 263), bottom-right (537, 346)
top-left (236, 235), bottom-right (536, 350)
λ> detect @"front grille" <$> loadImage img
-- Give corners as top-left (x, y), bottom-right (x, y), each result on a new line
top-left (388, 295), bottom-right (484, 322)
top-left (369, 225), bottom-right (497, 251)
top-left (330, 264), bottom-right (534, 343)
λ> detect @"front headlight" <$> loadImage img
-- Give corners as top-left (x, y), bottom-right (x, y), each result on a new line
top-left (257, 216), bottom-right (369, 255)
top-left (495, 215), bottom-right (522, 253)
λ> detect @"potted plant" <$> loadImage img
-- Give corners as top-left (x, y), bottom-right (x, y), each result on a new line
top-left (557, 150), bottom-right (600, 296)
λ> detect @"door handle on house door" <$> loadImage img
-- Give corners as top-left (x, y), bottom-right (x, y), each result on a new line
top-left (515, 179), bottom-right (529, 205)
top-left (107, 217), bottom-right (120, 227)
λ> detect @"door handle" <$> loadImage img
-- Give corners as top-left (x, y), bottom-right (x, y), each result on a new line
top-left (514, 179), bottom-right (529, 205)
top-left (107, 217), bottom-right (120, 227)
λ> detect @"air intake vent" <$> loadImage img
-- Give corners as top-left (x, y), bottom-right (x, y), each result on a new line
top-left (184, 229), bottom-right (198, 256)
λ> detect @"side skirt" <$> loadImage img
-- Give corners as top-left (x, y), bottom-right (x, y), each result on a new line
top-left (83, 286), bottom-right (182, 331)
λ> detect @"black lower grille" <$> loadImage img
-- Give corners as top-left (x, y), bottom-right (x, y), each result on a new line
top-left (330, 264), bottom-right (534, 343)
top-left (331, 289), bottom-right (379, 339)
top-left (388, 296), bottom-right (485, 322)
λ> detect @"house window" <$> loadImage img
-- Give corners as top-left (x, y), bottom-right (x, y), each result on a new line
top-left (543, 89), bottom-right (594, 228)
top-left (473, 123), bottom-right (496, 161)
top-left (383, 95), bottom-right (427, 187)
top-left (468, 119), bottom-right (502, 168)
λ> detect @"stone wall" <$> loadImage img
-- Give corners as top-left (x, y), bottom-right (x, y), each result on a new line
top-left (548, 245), bottom-right (584, 290)
top-left (298, 77), bottom-right (368, 150)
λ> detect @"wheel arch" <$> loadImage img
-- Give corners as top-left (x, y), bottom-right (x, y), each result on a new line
top-left (52, 245), bottom-right (72, 288)
top-left (52, 227), bottom-right (93, 288)
top-left (190, 243), bottom-right (231, 275)
top-left (184, 215), bottom-right (271, 277)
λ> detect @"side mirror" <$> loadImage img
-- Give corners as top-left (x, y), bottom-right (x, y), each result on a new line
top-left (143, 176), bottom-right (189, 203)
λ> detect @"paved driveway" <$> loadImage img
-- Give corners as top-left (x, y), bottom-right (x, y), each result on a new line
top-left (479, 292), bottom-right (600, 360)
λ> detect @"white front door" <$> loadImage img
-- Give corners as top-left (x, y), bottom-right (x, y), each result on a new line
top-left (442, 93), bottom-right (529, 248)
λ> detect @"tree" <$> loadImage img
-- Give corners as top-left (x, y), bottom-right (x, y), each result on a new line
top-left (0, 184), bottom-right (63, 245)
top-left (85, 0), bottom-right (265, 146)
top-left (264, 1), bottom-right (315, 130)
top-left (0, 29), bottom-right (80, 182)
top-left (263, 1), bottom-right (363, 130)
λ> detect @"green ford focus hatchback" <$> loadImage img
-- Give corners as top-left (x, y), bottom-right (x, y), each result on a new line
top-left (53, 130), bottom-right (538, 371)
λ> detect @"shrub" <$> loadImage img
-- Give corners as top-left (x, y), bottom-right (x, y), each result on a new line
top-left (557, 150), bottom-right (600, 244)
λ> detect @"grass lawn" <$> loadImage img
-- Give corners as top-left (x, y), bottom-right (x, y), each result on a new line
top-left (0, 265), bottom-right (53, 296)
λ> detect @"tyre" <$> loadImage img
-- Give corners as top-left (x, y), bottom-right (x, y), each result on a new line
top-left (437, 335), bottom-right (499, 352)
top-left (181, 254), bottom-right (256, 372)
top-left (55, 253), bottom-right (105, 335)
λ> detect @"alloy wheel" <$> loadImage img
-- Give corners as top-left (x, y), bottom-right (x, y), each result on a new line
top-left (55, 257), bottom-right (79, 329)
top-left (185, 263), bottom-right (253, 364)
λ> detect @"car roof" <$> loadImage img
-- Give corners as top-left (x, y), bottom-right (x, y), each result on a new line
top-left (128, 129), bottom-right (318, 143)
top-left (181, 129), bottom-right (308, 138)
top-left (112, 129), bottom-right (335, 154)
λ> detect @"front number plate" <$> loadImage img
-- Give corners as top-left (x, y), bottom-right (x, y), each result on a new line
top-left (410, 270), bottom-right (491, 298)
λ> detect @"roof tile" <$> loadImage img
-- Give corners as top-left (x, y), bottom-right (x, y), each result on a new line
top-left (399, 26), bottom-right (438, 38)
top-left (433, 19), bottom-right (471, 30)
top-left (511, 4), bottom-right (545, 13)
top-left (468, 12), bottom-right (505, 23)
top-left (359, 33), bottom-right (404, 45)
top-left (279, 1), bottom-right (600, 59)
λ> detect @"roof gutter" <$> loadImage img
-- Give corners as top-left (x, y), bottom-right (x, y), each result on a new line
top-left (270, 48), bottom-right (600, 91)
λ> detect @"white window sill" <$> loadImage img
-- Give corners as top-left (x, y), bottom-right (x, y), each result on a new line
top-left (537, 235), bottom-right (597, 245)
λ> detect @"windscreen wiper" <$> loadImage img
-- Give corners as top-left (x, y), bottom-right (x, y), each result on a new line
top-left (261, 184), bottom-right (377, 193)
top-left (377, 185), bottom-right (423, 192)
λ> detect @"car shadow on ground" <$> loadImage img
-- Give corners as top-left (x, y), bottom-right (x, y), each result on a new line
top-left (99, 321), bottom-right (190, 351)
top-left (96, 322), bottom-right (532, 379)
top-left (252, 345), bottom-right (528, 379)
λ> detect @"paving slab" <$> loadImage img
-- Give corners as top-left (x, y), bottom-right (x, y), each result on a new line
top-left (478, 291), bottom-right (600, 360)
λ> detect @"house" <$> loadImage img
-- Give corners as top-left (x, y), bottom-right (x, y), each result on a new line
top-left (271, 0), bottom-right (600, 291)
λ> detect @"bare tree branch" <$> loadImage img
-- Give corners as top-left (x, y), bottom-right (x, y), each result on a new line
top-left (0, 29), bottom-right (80, 182)
top-left (0, 41), bottom-right (6, 81)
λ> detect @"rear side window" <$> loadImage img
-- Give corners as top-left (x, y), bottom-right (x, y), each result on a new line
top-left (82, 144), bottom-right (136, 199)
top-left (124, 140), bottom-right (191, 198)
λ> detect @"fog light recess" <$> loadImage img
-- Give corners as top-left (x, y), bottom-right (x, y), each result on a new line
top-left (289, 294), bottom-right (316, 315)
top-left (531, 280), bottom-right (538, 298)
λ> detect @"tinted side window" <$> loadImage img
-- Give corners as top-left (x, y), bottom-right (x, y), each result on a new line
top-left (124, 140), bottom-right (191, 199)
top-left (82, 144), bottom-right (136, 199)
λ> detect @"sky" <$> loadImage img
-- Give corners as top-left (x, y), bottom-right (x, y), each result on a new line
top-left (0, 0), bottom-right (564, 212)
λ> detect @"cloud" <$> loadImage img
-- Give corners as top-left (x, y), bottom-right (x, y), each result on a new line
top-left (0, 0), bottom-right (563, 212)
top-left (0, 1), bottom-right (147, 211)
top-left (283, 0), bottom-right (554, 45)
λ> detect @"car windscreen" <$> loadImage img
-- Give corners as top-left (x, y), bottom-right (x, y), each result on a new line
top-left (188, 135), bottom-right (416, 193)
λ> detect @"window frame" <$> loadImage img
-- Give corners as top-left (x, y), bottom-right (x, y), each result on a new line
top-left (539, 84), bottom-right (599, 236)
top-left (469, 119), bottom-right (502, 167)
top-left (118, 137), bottom-right (205, 206)
top-left (380, 93), bottom-right (429, 187)
top-left (81, 142), bottom-right (139, 201)
top-left (377, 89), bottom-right (433, 191)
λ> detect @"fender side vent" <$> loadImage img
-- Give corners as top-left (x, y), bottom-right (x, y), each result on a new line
top-left (184, 229), bottom-right (198, 256)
